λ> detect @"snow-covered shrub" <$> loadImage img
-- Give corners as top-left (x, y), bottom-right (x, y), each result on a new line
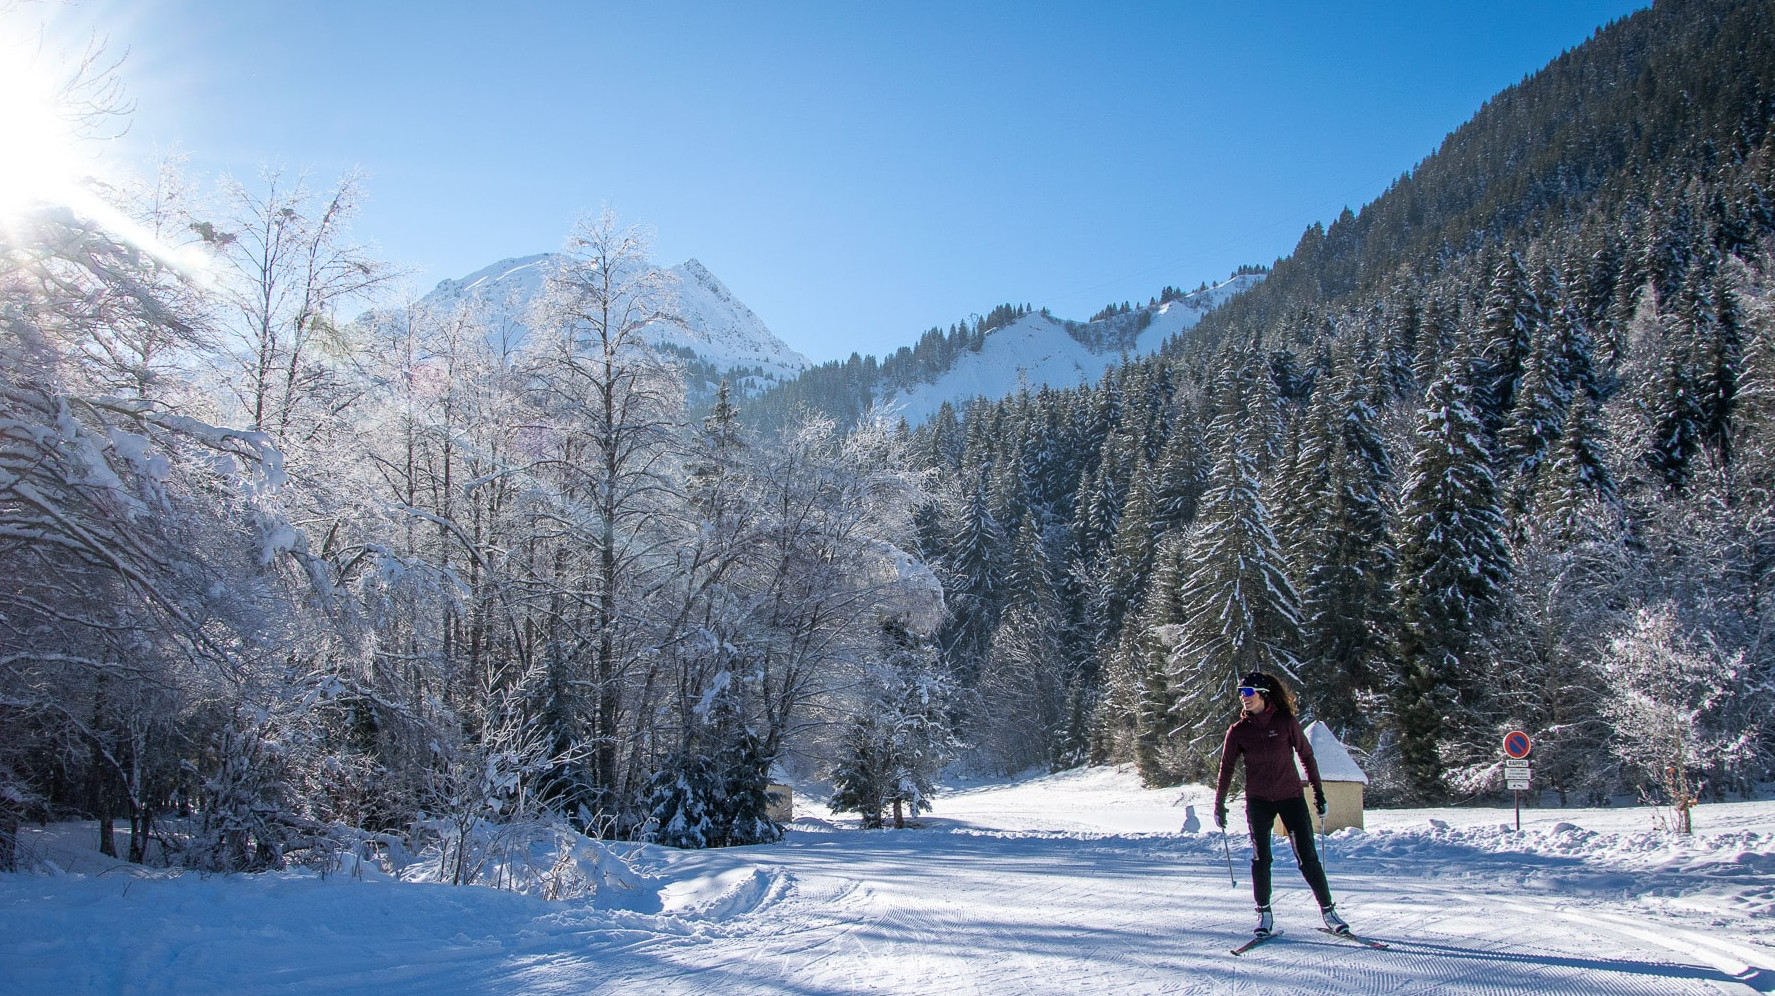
top-left (405, 814), bottom-right (644, 900)
top-left (645, 749), bottom-right (720, 849)
top-left (643, 673), bottom-right (783, 849)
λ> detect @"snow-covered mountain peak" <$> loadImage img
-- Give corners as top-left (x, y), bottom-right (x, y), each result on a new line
top-left (429, 254), bottom-right (551, 301)
top-left (413, 253), bottom-right (809, 397)
top-left (660, 259), bottom-right (809, 383)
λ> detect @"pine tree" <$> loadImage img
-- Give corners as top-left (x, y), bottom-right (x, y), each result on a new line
top-left (712, 719), bottom-right (781, 846)
top-left (941, 473), bottom-right (1004, 680)
top-left (828, 714), bottom-right (889, 829)
top-left (1393, 352), bottom-right (1511, 800)
top-left (1501, 318), bottom-right (1574, 516)
top-left (1529, 393), bottom-right (1618, 545)
top-left (1477, 253), bottom-right (1540, 430)
top-left (644, 677), bottom-right (783, 848)
top-left (1131, 537), bottom-right (1190, 785)
top-left (1166, 369), bottom-right (1302, 762)
top-left (1298, 367), bottom-right (1396, 737)
top-left (1151, 400), bottom-right (1210, 533)
top-left (1692, 257), bottom-right (1743, 475)
top-left (1380, 290), bottom-right (1422, 405)
top-left (1104, 469), bottom-right (1159, 634)
top-left (928, 401), bottom-right (964, 471)
top-left (831, 622), bottom-right (957, 829)
top-left (644, 747), bottom-right (718, 848)
top-left (1413, 295), bottom-right (1462, 389)
top-left (1644, 302), bottom-right (1705, 492)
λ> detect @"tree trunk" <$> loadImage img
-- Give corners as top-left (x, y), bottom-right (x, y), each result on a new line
top-left (0, 803), bottom-right (17, 872)
top-left (128, 808), bottom-right (148, 864)
top-left (892, 798), bottom-right (905, 830)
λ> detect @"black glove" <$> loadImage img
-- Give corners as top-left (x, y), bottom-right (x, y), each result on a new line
top-left (1214, 802), bottom-right (1228, 829)
top-left (1313, 788), bottom-right (1327, 818)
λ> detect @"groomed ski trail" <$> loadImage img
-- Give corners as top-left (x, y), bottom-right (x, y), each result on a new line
top-left (4, 768), bottom-right (1772, 995)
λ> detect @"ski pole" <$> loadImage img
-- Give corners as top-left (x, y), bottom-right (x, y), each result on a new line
top-left (1222, 826), bottom-right (1237, 886)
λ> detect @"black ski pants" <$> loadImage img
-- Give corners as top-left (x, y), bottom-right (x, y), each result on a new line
top-left (1246, 794), bottom-right (1333, 910)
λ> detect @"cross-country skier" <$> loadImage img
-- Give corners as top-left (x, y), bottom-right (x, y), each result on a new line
top-left (1213, 671), bottom-right (1350, 938)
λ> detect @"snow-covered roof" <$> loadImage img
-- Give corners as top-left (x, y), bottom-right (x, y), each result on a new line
top-left (1297, 721), bottom-right (1369, 784)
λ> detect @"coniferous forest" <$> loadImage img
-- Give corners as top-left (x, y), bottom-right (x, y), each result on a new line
top-left (4, 0), bottom-right (1775, 876)
top-left (901, 0), bottom-right (1775, 807)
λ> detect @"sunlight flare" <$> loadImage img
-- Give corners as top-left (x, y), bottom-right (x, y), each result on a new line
top-left (0, 29), bottom-right (85, 219)
top-left (0, 23), bottom-right (208, 276)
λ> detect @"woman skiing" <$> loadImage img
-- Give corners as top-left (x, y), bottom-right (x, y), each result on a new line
top-left (1212, 671), bottom-right (1349, 938)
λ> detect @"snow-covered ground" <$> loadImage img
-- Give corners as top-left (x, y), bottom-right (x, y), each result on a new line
top-left (4, 766), bottom-right (1772, 994)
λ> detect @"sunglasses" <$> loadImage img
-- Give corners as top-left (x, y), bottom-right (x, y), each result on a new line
top-left (1238, 686), bottom-right (1262, 697)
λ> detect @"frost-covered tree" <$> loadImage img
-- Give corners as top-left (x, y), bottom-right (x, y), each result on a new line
top-left (0, 197), bottom-right (310, 871)
top-left (205, 169), bottom-right (392, 447)
top-left (829, 622), bottom-right (957, 829)
top-left (524, 211), bottom-right (685, 828)
top-left (1598, 606), bottom-right (1771, 818)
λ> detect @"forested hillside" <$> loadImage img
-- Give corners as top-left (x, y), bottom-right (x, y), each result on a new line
top-left (906, 0), bottom-right (1775, 804)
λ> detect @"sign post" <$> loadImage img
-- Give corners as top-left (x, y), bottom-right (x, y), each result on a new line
top-left (1503, 731), bottom-right (1532, 831)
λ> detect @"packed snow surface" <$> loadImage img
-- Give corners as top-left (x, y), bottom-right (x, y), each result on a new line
top-left (5, 765), bottom-right (1773, 994)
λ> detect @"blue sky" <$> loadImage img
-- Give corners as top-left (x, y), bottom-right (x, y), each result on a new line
top-left (41, 1), bottom-right (1646, 361)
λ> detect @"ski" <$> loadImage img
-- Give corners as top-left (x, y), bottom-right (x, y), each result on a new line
top-left (1231, 928), bottom-right (1283, 955)
top-left (1316, 927), bottom-right (1389, 949)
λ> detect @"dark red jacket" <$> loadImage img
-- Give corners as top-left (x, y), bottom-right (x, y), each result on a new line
top-left (1215, 706), bottom-right (1323, 805)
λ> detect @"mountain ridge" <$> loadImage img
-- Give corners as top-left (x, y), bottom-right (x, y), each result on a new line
top-left (416, 253), bottom-right (811, 397)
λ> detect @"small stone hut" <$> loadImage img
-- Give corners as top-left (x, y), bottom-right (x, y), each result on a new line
top-left (1273, 721), bottom-right (1368, 835)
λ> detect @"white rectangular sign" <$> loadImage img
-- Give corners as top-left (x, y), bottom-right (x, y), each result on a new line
top-left (1504, 759), bottom-right (1530, 769)
top-left (1506, 777), bottom-right (1531, 790)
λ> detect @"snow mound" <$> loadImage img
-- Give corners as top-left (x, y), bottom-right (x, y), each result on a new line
top-left (657, 865), bottom-right (781, 919)
top-left (397, 819), bottom-right (650, 905)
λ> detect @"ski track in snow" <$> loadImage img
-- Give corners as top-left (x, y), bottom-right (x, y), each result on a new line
top-left (4, 766), bottom-right (1773, 995)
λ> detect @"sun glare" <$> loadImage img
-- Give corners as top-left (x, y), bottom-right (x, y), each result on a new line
top-left (0, 20), bottom-right (208, 276)
top-left (0, 30), bottom-right (86, 219)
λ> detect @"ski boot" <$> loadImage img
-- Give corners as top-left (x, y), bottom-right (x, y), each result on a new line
top-left (1254, 905), bottom-right (1274, 936)
top-left (1321, 905), bottom-right (1350, 935)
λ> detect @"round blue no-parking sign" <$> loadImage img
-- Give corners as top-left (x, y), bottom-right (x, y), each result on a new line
top-left (1503, 730), bottom-right (1532, 759)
